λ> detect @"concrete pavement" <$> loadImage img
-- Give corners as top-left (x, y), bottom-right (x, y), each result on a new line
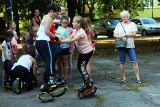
top-left (0, 51), bottom-right (160, 107)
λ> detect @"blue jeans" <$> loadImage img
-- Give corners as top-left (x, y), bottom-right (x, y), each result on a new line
top-left (118, 48), bottom-right (137, 64)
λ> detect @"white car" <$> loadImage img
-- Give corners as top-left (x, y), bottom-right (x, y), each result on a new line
top-left (130, 18), bottom-right (160, 36)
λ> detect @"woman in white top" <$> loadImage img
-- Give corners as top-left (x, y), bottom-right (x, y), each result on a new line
top-left (114, 10), bottom-right (141, 84)
top-left (35, 3), bottom-right (61, 91)
top-left (11, 47), bottom-right (37, 90)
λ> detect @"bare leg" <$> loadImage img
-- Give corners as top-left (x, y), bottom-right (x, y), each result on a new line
top-left (68, 52), bottom-right (73, 78)
top-left (132, 62), bottom-right (140, 81)
top-left (120, 63), bottom-right (126, 80)
top-left (86, 59), bottom-right (92, 78)
top-left (61, 55), bottom-right (69, 81)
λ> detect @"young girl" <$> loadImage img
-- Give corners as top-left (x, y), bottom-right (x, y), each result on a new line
top-left (56, 16), bottom-right (71, 84)
top-left (7, 21), bottom-right (19, 63)
top-left (22, 32), bottom-right (35, 58)
top-left (84, 17), bottom-right (96, 81)
top-left (1, 31), bottom-right (13, 88)
top-left (61, 16), bottom-right (96, 94)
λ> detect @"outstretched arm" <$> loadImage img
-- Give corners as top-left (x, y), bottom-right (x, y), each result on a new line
top-left (61, 35), bottom-right (81, 43)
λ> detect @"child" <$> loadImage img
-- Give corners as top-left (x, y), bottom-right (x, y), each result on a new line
top-left (11, 46), bottom-right (37, 90)
top-left (1, 31), bottom-right (13, 88)
top-left (61, 16), bottom-right (96, 95)
top-left (22, 32), bottom-right (35, 58)
top-left (7, 21), bottom-right (19, 63)
top-left (56, 16), bottom-right (71, 84)
top-left (68, 28), bottom-right (75, 79)
top-left (84, 17), bottom-right (96, 82)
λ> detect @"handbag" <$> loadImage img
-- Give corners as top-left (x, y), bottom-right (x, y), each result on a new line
top-left (115, 23), bottom-right (126, 49)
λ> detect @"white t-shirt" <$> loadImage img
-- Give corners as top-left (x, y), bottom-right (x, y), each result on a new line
top-left (12, 54), bottom-right (32, 71)
top-left (1, 40), bottom-right (12, 62)
top-left (71, 28), bottom-right (93, 54)
top-left (114, 22), bottom-right (137, 48)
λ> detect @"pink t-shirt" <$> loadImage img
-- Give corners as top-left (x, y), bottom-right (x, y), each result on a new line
top-left (71, 28), bottom-right (93, 54)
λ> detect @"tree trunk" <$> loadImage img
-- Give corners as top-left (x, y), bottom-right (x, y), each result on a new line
top-left (124, 0), bottom-right (129, 10)
top-left (82, 0), bottom-right (85, 16)
top-left (67, 0), bottom-right (77, 25)
top-left (77, 0), bottom-right (82, 16)
top-left (14, 1), bottom-right (20, 40)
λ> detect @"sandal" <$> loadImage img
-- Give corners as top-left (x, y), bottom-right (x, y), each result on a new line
top-left (137, 80), bottom-right (142, 84)
top-left (121, 79), bottom-right (127, 83)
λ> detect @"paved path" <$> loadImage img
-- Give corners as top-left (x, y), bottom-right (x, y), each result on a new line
top-left (0, 52), bottom-right (160, 107)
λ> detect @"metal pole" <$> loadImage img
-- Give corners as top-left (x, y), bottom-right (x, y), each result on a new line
top-left (10, 0), bottom-right (13, 21)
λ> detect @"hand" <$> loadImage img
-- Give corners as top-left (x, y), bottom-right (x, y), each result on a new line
top-left (93, 47), bottom-right (96, 54)
top-left (117, 34), bottom-right (124, 38)
top-left (54, 36), bottom-right (59, 41)
top-left (122, 37), bottom-right (127, 41)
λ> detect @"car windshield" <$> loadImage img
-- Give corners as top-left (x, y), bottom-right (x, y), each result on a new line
top-left (107, 20), bottom-right (119, 25)
top-left (141, 18), bottom-right (158, 24)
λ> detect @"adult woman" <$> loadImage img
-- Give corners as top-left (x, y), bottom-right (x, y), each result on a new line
top-left (36, 4), bottom-right (61, 91)
top-left (61, 16), bottom-right (94, 92)
top-left (31, 9), bottom-right (41, 27)
top-left (114, 10), bottom-right (141, 84)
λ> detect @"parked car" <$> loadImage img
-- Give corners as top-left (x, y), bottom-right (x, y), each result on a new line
top-left (130, 18), bottom-right (160, 36)
top-left (93, 19), bottom-right (119, 38)
top-left (0, 17), bottom-right (6, 42)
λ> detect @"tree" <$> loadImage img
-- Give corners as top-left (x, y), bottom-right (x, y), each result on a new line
top-left (67, 0), bottom-right (77, 25)
top-left (86, 0), bottom-right (99, 20)
top-left (96, 0), bottom-right (149, 18)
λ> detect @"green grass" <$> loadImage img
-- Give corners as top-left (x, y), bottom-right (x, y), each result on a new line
top-left (66, 84), bottom-right (77, 92)
top-left (104, 72), bottom-right (121, 77)
top-left (95, 95), bottom-right (106, 107)
top-left (123, 84), bottom-right (141, 92)
top-left (140, 80), bottom-right (151, 87)
top-left (123, 80), bottom-right (151, 92)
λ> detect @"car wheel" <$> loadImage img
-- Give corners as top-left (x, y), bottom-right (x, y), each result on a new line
top-left (107, 30), bottom-right (113, 38)
top-left (142, 30), bottom-right (147, 36)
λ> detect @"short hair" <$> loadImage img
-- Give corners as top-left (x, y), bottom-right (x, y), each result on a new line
top-left (47, 3), bottom-right (61, 13)
top-left (7, 21), bottom-right (14, 29)
top-left (5, 31), bottom-right (13, 38)
top-left (61, 16), bottom-right (69, 22)
top-left (120, 10), bottom-right (130, 17)
top-left (26, 45), bottom-right (35, 58)
top-left (61, 7), bottom-right (66, 11)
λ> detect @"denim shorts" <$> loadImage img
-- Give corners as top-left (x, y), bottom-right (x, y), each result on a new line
top-left (118, 48), bottom-right (137, 63)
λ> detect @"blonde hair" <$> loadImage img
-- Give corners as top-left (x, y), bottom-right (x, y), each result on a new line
top-left (74, 16), bottom-right (87, 31)
top-left (120, 10), bottom-right (130, 17)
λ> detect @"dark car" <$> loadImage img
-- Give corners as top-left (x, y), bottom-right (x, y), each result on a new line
top-left (0, 17), bottom-right (6, 42)
top-left (93, 19), bottom-right (119, 38)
